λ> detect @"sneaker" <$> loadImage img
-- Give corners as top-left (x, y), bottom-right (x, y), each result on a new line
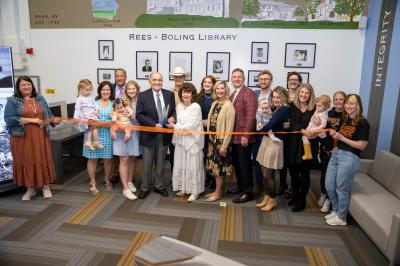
top-left (42, 185), bottom-right (52, 199)
top-left (187, 194), bottom-right (198, 202)
top-left (22, 188), bottom-right (37, 201)
top-left (123, 189), bottom-right (137, 200)
top-left (320, 199), bottom-right (331, 213)
top-left (324, 212), bottom-right (337, 220)
top-left (326, 216), bottom-right (347, 226)
top-left (317, 193), bottom-right (327, 207)
top-left (127, 181), bottom-right (137, 193)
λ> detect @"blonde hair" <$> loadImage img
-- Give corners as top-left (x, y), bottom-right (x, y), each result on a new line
top-left (344, 94), bottom-right (364, 124)
top-left (124, 80), bottom-right (141, 106)
top-left (272, 86), bottom-right (289, 107)
top-left (316, 94), bottom-right (331, 109)
top-left (212, 81), bottom-right (230, 101)
top-left (77, 79), bottom-right (92, 96)
top-left (293, 83), bottom-right (316, 111)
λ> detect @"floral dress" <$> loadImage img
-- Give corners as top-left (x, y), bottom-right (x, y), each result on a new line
top-left (206, 103), bottom-right (233, 177)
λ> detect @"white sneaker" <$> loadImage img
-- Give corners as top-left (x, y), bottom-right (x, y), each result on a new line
top-left (324, 212), bottom-right (336, 220)
top-left (127, 182), bottom-right (137, 193)
top-left (42, 185), bottom-right (52, 199)
top-left (22, 188), bottom-right (37, 201)
top-left (318, 193), bottom-right (327, 207)
top-left (187, 194), bottom-right (198, 202)
top-left (326, 216), bottom-right (347, 226)
top-left (123, 189), bottom-right (137, 200)
top-left (320, 199), bottom-right (331, 213)
top-left (176, 191), bottom-right (185, 196)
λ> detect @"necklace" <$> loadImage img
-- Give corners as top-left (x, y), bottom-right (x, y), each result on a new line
top-left (204, 92), bottom-right (212, 99)
top-left (25, 98), bottom-right (37, 116)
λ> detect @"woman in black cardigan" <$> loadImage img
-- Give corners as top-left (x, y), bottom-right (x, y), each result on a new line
top-left (287, 83), bottom-right (316, 212)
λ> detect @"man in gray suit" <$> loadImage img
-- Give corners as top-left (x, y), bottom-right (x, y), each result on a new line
top-left (136, 72), bottom-right (176, 199)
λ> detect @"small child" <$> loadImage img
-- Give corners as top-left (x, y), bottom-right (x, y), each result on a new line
top-left (302, 94), bottom-right (331, 160)
top-left (73, 79), bottom-right (104, 151)
top-left (110, 98), bottom-right (134, 142)
top-left (256, 100), bottom-right (281, 142)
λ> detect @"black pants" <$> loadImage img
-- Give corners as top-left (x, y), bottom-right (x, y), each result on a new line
top-left (289, 163), bottom-right (311, 203)
top-left (262, 168), bottom-right (276, 198)
top-left (169, 143), bottom-right (175, 170)
top-left (319, 137), bottom-right (332, 196)
top-left (232, 143), bottom-right (254, 194)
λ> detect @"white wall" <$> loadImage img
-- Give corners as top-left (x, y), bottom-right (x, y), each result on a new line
top-left (28, 28), bottom-right (365, 104)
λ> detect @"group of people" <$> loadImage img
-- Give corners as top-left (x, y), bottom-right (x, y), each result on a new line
top-left (4, 67), bottom-right (370, 226)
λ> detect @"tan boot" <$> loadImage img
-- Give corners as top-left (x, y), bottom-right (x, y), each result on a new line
top-left (256, 195), bottom-right (270, 208)
top-left (302, 142), bottom-right (313, 160)
top-left (261, 197), bottom-right (277, 211)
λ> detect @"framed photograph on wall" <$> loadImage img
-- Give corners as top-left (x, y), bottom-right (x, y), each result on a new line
top-left (284, 43), bottom-right (316, 68)
top-left (247, 70), bottom-right (261, 88)
top-left (251, 42), bottom-right (269, 63)
top-left (97, 68), bottom-right (115, 84)
top-left (98, 40), bottom-right (114, 61)
top-left (299, 72), bottom-right (310, 83)
top-left (169, 52), bottom-right (192, 81)
top-left (206, 52), bottom-right (230, 81)
top-left (136, 51), bottom-right (158, 80)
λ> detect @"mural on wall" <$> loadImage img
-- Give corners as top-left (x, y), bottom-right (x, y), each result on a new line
top-left (91, 0), bottom-right (120, 20)
top-left (29, 0), bottom-right (367, 29)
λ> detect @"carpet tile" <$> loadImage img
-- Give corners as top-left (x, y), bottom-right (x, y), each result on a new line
top-left (0, 162), bottom-right (389, 265)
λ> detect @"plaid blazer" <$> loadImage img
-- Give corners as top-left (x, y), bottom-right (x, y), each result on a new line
top-left (231, 85), bottom-right (257, 144)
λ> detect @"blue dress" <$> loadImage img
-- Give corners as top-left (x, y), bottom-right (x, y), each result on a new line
top-left (112, 102), bottom-right (140, 156)
top-left (83, 100), bottom-right (113, 159)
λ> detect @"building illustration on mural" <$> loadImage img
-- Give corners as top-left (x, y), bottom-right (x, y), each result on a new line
top-left (146, 0), bottom-right (230, 18)
top-left (91, 0), bottom-right (119, 20)
top-left (241, 0), bottom-right (366, 22)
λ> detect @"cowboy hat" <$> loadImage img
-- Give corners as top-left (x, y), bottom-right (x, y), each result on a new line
top-left (170, 66), bottom-right (187, 76)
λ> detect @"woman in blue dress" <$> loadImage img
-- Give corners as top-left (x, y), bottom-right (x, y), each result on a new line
top-left (83, 81), bottom-right (114, 194)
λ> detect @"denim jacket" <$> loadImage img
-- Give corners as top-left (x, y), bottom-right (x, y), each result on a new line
top-left (4, 95), bottom-right (54, 136)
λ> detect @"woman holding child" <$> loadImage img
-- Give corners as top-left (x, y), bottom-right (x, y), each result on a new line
top-left (83, 81), bottom-right (114, 195)
top-left (287, 83), bottom-right (316, 212)
top-left (111, 81), bottom-right (141, 200)
top-left (256, 86), bottom-right (290, 211)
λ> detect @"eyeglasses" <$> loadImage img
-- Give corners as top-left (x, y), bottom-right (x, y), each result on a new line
top-left (259, 78), bottom-right (271, 81)
top-left (288, 78), bottom-right (299, 82)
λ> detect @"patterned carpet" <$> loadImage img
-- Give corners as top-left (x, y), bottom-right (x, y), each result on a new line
top-left (0, 160), bottom-right (389, 266)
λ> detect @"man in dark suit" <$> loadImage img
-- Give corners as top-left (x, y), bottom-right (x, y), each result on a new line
top-left (229, 68), bottom-right (257, 203)
top-left (142, 60), bottom-right (152, 72)
top-left (136, 72), bottom-right (176, 199)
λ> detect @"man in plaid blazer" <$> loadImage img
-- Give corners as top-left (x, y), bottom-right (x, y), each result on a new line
top-left (229, 68), bottom-right (258, 203)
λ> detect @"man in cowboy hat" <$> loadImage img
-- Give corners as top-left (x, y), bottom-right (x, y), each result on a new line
top-left (168, 66), bottom-right (187, 169)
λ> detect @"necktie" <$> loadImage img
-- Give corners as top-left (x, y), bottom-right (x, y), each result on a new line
top-left (119, 87), bottom-right (124, 97)
top-left (156, 93), bottom-right (163, 122)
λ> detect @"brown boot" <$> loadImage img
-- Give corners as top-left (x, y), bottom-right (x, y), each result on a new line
top-left (261, 197), bottom-right (277, 212)
top-left (256, 195), bottom-right (270, 208)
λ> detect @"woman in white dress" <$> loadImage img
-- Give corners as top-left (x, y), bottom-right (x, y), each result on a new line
top-left (166, 82), bottom-right (204, 202)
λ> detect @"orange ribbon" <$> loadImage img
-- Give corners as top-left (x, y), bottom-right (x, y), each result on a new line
top-left (47, 117), bottom-right (331, 136)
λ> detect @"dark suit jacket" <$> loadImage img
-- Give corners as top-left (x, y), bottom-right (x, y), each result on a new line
top-left (232, 85), bottom-right (257, 144)
top-left (142, 66), bottom-right (152, 72)
top-left (136, 88), bottom-right (176, 147)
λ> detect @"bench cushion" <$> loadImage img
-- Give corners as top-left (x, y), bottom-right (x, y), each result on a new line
top-left (368, 151), bottom-right (400, 196)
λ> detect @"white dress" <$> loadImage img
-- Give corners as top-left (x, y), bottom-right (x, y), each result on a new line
top-left (172, 102), bottom-right (205, 195)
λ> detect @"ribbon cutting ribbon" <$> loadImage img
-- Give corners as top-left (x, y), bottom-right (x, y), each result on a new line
top-left (45, 117), bottom-right (332, 136)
